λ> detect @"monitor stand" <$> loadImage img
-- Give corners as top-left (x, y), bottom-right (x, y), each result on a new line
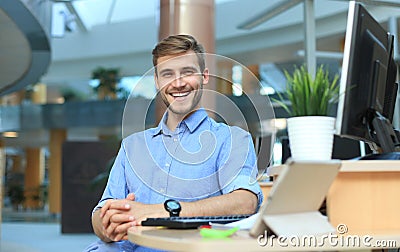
top-left (359, 112), bottom-right (400, 160)
top-left (371, 112), bottom-right (400, 152)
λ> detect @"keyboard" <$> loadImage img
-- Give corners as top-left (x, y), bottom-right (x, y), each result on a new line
top-left (141, 214), bottom-right (253, 229)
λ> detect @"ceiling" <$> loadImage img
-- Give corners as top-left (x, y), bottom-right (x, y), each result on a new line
top-left (42, 0), bottom-right (400, 89)
top-left (60, 0), bottom-right (235, 28)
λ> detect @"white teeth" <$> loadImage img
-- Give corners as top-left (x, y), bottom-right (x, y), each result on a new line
top-left (171, 92), bottom-right (190, 97)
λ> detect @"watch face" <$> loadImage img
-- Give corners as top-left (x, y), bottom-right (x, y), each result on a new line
top-left (166, 201), bottom-right (180, 210)
top-left (164, 199), bottom-right (181, 217)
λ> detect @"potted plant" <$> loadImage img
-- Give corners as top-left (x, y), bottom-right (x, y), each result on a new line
top-left (91, 67), bottom-right (121, 100)
top-left (7, 184), bottom-right (25, 211)
top-left (60, 86), bottom-right (87, 102)
top-left (276, 65), bottom-right (339, 161)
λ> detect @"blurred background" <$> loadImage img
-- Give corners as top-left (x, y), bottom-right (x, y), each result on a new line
top-left (0, 0), bottom-right (399, 251)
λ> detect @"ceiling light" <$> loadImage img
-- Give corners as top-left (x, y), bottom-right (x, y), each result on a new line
top-left (3, 132), bottom-right (18, 138)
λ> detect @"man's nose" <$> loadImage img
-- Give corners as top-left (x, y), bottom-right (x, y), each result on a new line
top-left (171, 75), bottom-right (185, 88)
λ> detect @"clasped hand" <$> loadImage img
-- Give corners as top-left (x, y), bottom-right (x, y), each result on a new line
top-left (99, 193), bottom-right (165, 241)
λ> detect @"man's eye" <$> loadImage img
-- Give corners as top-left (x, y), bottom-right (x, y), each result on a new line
top-left (182, 70), bottom-right (195, 76)
top-left (161, 72), bottom-right (173, 78)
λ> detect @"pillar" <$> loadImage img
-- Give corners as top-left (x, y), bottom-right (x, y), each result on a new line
top-left (48, 129), bottom-right (66, 214)
top-left (158, 0), bottom-right (214, 52)
top-left (157, 0), bottom-right (216, 122)
top-left (24, 148), bottom-right (45, 209)
top-left (241, 64), bottom-right (260, 95)
top-left (31, 83), bottom-right (47, 104)
top-left (216, 60), bottom-right (233, 95)
top-left (304, 0), bottom-right (316, 77)
top-left (0, 139), bottom-right (5, 238)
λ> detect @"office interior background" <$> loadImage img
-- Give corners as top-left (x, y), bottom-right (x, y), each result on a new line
top-left (0, 0), bottom-right (400, 240)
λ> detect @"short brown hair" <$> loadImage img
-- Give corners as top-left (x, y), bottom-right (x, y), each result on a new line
top-left (152, 34), bottom-right (206, 73)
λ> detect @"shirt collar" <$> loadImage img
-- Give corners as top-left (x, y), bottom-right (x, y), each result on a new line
top-left (181, 108), bottom-right (208, 133)
top-left (151, 108), bottom-right (208, 136)
top-left (151, 113), bottom-right (168, 137)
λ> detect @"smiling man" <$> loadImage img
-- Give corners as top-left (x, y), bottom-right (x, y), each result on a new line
top-left (85, 34), bottom-right (262, 252)
top-left (154, 46), bottom-right (207, 129)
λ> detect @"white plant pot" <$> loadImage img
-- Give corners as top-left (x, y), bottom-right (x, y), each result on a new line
top-left (287, 116), bottom-right (335, 161)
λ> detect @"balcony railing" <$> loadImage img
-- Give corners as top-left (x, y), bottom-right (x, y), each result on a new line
top-left (0, 0), bottom-right (51, 95)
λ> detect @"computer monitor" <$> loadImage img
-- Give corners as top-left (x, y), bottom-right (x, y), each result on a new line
top-left (336, 1), bottom-right (400, 157)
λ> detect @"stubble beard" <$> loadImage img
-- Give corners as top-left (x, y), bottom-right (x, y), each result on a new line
top-left (162, 84), bottom-right (203, 116)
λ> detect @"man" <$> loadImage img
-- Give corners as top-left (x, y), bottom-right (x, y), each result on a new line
top-left (85, 34), bottom-right (262, 251)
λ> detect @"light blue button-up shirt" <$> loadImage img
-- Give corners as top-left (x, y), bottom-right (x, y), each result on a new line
top-left (96, 108), bottom-right (262, 208)
top-left (91, 108), bottom-right (263, 251)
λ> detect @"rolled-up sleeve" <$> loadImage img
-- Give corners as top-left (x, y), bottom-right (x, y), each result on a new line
top-left (92, 145), bottom-right (128, 213)
top-left (217, 127), bottom-right (263, 211)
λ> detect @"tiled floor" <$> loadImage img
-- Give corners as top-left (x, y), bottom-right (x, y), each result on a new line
top-left (1, 222), bottom-right (98, 252)
top-left (1, 207), bottom-right (98, 252)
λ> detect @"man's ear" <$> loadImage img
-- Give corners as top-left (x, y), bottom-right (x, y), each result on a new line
top-left (202, 68), bottom-right (210, 85)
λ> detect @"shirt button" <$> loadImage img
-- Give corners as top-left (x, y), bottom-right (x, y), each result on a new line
top-left (165, 163), bottom-right (170, 167)
top-left (159, 188), bottom-right (165, 193)
top-left (173, 138), bottom-right (178, 142)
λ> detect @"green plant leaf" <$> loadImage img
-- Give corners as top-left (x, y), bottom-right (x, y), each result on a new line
top-left (278, 65), bottom-right (339, 117)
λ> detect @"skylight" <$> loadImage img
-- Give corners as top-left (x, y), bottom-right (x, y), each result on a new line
top-left (56, 0), bottom-right (236, 31)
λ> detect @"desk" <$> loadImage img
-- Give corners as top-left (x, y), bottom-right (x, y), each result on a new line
top-left (128, 160), bottom-right (400, 251)
top-left (268, 160), bottom-right (400, 234)
top-left (128, 226), bottom-right (400, 251)
top-left (327, 160), bottom-right (400, 233)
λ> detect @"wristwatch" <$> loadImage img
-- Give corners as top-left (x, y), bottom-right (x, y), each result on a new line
top-left (164, 199), bottom-right (181, 217)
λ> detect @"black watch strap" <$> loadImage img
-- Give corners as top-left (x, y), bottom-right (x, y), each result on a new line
top-left (164, 199), bottom-right (181, 217)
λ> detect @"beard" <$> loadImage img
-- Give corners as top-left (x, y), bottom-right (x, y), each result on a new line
top-left (160, 83), bottom-right (203, 116)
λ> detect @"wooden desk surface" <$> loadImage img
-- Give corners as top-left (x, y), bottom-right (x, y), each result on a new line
top-left (267, 160), bottom-right (400, 176)
top-left (128, 226), bottom-right (400, 252)
top-left (129, 160), bottom-right (400, 251)
top-left (339, 160), bottom-right (400, 172)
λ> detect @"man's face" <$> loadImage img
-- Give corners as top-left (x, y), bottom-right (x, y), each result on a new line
top-left (155, 51), bottom-right (209, 115)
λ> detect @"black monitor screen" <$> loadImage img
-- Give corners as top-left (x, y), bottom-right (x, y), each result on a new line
top-left (336, 1), bottom-right (399, 154)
